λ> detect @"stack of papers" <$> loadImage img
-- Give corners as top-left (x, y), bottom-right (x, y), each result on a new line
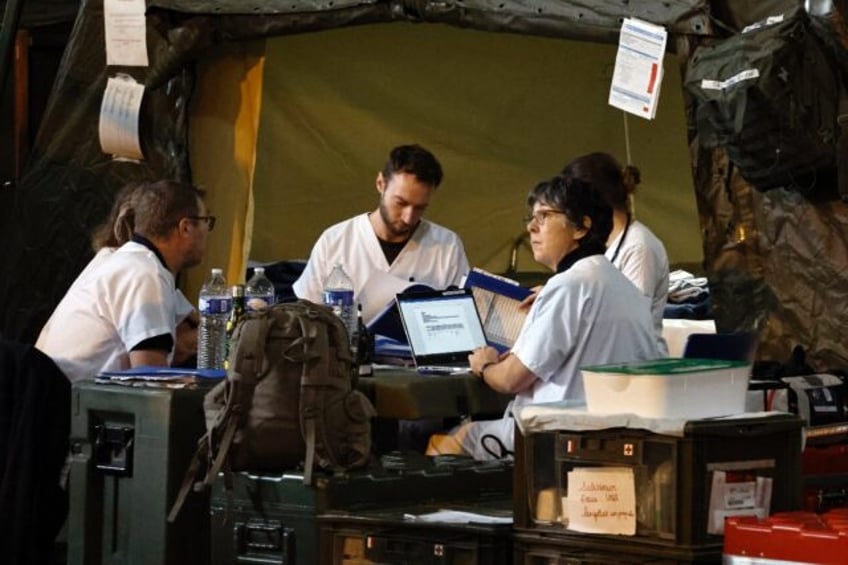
top-left (95, 366), bottom-right (226, 388)
top-left (372, 336), bottom-right (414, 368)
top-left (463, 268), bottom-right (531, 351)
top-left (403, 509), bottom-right (513, 524)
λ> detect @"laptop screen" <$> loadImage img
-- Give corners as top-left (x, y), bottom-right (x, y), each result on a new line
top-left (396, 288), bottom-right (488, 367)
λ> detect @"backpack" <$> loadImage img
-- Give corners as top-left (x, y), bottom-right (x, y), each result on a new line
top-left (168, 300), bottom-right (376, 521)
top-left (684, 7), bottom-right (848, 197)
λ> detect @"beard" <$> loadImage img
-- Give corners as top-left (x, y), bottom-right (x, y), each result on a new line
top-left (378, 198), bottom-right (415, 239)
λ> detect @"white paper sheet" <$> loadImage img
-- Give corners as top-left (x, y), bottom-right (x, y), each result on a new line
top-left (707, 470), bottom-right (773, 534)
top-left (358, 270), bottom-right (419, 325)
top-left (104, 0), bottom-right (149, 67)
top-left (99, 75), bottom-right (144, 160)
top-left (403, 509), bottom-right (513, 524)
top-left (608, 17), bottom-right (668, 120)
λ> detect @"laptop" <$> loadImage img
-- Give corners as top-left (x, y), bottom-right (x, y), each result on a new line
top-left (395, 287), bottom-right (488, 374)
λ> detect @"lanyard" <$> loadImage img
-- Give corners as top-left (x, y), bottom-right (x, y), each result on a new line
top-left (609, 216), bottom-right (632, 265)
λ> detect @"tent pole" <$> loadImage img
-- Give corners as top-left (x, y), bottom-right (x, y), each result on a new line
top-left (0, 0), bottom-right (26, 102)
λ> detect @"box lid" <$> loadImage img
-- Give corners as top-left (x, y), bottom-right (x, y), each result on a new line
top-left (581, 358), bottom-right (749, 376)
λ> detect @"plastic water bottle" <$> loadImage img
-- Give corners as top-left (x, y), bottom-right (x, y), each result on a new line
top-left (198, 268), bottom-right (231, 370)
top-left (323, 263), bottom-right (357, 355)
top-left (245, 266), bottom-right (275, 312)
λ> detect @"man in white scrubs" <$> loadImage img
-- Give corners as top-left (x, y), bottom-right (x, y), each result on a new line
top-left (87, 181), bottom-right (199, 366)
top-left (434, 175), bottom-right (659, 460)
top-left (293, 144), bottom-right (469, 308)
top-left (37, 180), bottom-right (212, 382)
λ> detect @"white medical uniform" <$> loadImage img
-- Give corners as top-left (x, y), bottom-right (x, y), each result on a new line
top-left (37, 241), bottom-right (177, 382)
top-left (458, 255), bottom-right (660, 460)
top-left (84, 247), bottom-right (194, 324)
top-left (293, 213), bottom-right (469, 304)
top-left (606, 220), bottom-right (670, 356)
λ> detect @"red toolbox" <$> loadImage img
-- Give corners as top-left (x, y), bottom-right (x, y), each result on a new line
top-left (724, 509), bottom-right (848, 564)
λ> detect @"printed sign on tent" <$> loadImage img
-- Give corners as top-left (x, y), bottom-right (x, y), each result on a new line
top-left (608, 17), bottom-right (668, 120)
top-left (99, 75), bottom-right (144, 161)
top-left (104, 0), bottom-right (149, 67)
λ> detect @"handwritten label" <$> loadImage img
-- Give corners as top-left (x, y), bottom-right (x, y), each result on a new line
top-left (566, 467), bottom-right (637, 535)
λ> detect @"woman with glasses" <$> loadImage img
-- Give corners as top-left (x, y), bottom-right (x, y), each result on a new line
top-left (429, 175), bottom-right (659, 460)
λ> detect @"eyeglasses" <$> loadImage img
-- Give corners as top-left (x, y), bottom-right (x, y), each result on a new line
top-left (188, 215), bottom-right (216, 231)
top-left (523, 209), bottom-right (567, 227)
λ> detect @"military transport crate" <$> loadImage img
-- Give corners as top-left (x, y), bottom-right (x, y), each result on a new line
top-left (210, 453), bottom-right (513, 564)
top-left (66, 381), bottom-right (210, 565)
top-left (318, 501), bottom-right (513, 565)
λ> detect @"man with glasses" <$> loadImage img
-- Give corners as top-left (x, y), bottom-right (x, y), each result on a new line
top-left (37, 180), bottom-right (212, 382)
top-left (428, 175), bottom-right (659, 460)
top-left (293, 144), bottom-right (469, 307)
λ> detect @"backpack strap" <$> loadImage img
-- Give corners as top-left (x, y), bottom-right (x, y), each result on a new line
top-left (202, 400), bottom-right (240, 486)
top-left (231, 311), bottom-right (275, 380)
top-left (166, 433), bottom-right (210, 523)
top-left (296, 308), bottom-right (320, 485)
top-left (299, 304), bottom-right (357, 482)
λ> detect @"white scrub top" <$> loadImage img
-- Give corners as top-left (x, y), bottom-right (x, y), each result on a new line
top-left (459, 255), bottom-right (660, 460)
top-left (606, 220), bottom-right (670, 356)
top-left (293, 213), bottom-right (469, 307)
top-left (37, 241), bottom-right (177, 382)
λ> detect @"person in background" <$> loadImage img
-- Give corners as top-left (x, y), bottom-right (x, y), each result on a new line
top-left (88, 182), bottom-right (199, 366)
top-left (561, 152), bottom-right (670, 356)
top-left (293, 144), bottom-right (470, 305)
top-left (37, 180), bottom-right (212, 382)
top-left (429, 175), bottom-right (659, 460)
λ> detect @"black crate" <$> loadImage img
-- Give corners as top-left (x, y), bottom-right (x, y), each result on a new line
top-left (66, 381), bottom-right (210, 565)
top-left (513, 531), bottom-right (720, 564)
top-left (211, 454), bottom-right (513, 564)
top-left (319, 502), bottom-right (513, 565)
top-left (513, 413), bottom-right (803, 551)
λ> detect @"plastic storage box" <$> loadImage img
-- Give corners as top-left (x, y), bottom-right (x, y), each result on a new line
top-left (513, 530), bottom-right (716, 564)
top-left (513, 413), bottom-right (803, 558)
top-left (581, 358), bottom-right (752, 419)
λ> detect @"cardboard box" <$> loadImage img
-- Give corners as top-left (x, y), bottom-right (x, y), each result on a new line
top-left (582, 358), bottom-right (751, 419)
